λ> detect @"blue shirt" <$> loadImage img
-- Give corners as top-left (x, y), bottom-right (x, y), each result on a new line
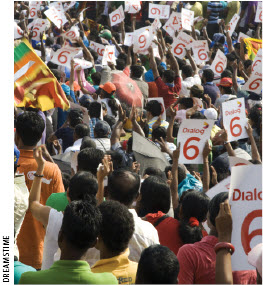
top-left (14, 261), bottom-right (36, 284)
top-left (145, 62), bottom-right (167, 83)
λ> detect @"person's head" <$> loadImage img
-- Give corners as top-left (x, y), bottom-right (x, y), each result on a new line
top-left (179, 98), bottom-right (194, 110)
top-left (74, 124), bottom-right (90, 141)
top-left (80, 136), bottom-right (97, 150)
top-left (217, 77), bottom-right (233, 95)
top-left (15, 111), bottom-right (45, 148)
top-left (244, 60), bottom-right (253, 76)
top-left (145, 100), bottom-right (162, 119)
top-left (116, 58), bottom-right (126, 71)
top-left (210, 156), bottom-right (230, 186)
top-left (202, 69), bottom-right (214, 83)
top-left (221, 69), bottom-right (232, 79)
top-left (96, 200), bottom-right (134, 255)
top-left (99, 82), bottom-right (118, 117)
top-left (248, 104), bottom-right (262, 136)
top-left (107, 169), bottom-right (140, 207)
top-left (152, 126), bottom-right (167, 142)
top-left (189, 84), bottom-right (204, 99)
top-left (130, 65), bottom-right (144, 79)
top-left (77, 148), bottom-right (104, 175)
top-left (62, 172), bottom-right (71, 192)
top-left (190, 111), bottom-right (206, 119)
top-left (94, 120), bottom-right (111, 138)
top-left (178, 190), bottom-right (210, 244)
top-left (68, 109), bottom-right (83, 128)
top-left (88, 102), bottom-right (101, 119)
top-left (103, 115), bottom-right (116, 130)
top-left (137, 176), bottom-right (170, 217)
top-left (58, 200), bottom-right (102, 253)
top-left (136, 245), bottom-right (180, 284)
top-left (162, 70), bottom-right (175, 84)
top-left (106, 150), bottom-right (125, 169)
top-left (91, 72), bottom-right (101, 86)
top-left (182, 65), bottom-right (193, 80)
top-left (143, 167), bottom-right (166, 180)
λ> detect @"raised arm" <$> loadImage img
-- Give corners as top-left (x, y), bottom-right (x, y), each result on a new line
top-left (40, 32), bottom-right (46, 62)
top-left (185, 49), bottom-right (198, 75)
top-left (225, 27), bottom-right (235, 53)
top-left (245, 123), bottom-right (261, 162)
top-left (167, 104), bottom-right (177, 143)
top-left (153, 39), bottom-right (165, 62)
top-left (171, 144), bottom-right (180, 210)
top-left (202, 19), bottom-right (212, 46)
top-left (157, 29), bottom-right (166, 57)
top-left (120, 20), bottom-right (125, 44)
top-left (166, 44), bottom-right (180, 76)
top-left (148, 46), bottom-right (159, 79)
top-left (232, 60), bottom-right (238, 93)
top-left (221, 129), bottom-right (236, 157)
top-left (240, 39), bottom-right (249, 61)
top-left (130, 106), bottom-right (145, 137)
top-left (110, 105), bottom-right (127, 146)
top-left (77, 38), bottom-right (94, 66)
top-left (202, 140), bottom-right (211, 192)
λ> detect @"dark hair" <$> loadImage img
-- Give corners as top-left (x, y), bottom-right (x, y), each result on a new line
top-left (163, 70), bottom-right (175, 83)
top-left (108, 169), bottom-right (140, 206)
top-left (61, 200), bottom-right (101, 249)
top-left (158, 65), bottom-right (165, 77)
top-left (152, 126), bottom-right (167, 142)
top-left (89, 102), bottom-right (101, 118)
top-left (77, 148), bottom-right (104, 175)
top-left (179, 190), bottom-right (210, 244)
top-left (180, 98), bottom-right (194, 109)
top-left (144, 167), bottom-right (166, 179)
top-left (220, 85), bottom-right (233, 94)
top-left (176, 58), bottom-right (187, 69)
top-left (146, 100), bottom-right (162, 116)
top-left (136, 245), bottom-right (180, 284)
top-left (190, 111), bottom-right (206, 119)
top-left (98, 200), bottom-right (134, 253)
top-left (112, 32), bottom-right (120, 43)
top-left (130, 65), bottom-right (144, 79)
top-left (116, 58), bottom-right (126, 70)
top-left (164, 35), bottom-right (173, 45)
top-left (182, 65), bottom-right (193, 78)
top-left (106, 150), bottom-right (125, 169)
top-left (248, 104), bottom-right (262, 136)
top-left (178, 164), bottom-right (187, 184)
top-left (16, 111), bottom-right (45, 146)
top-left (244, 59), bottom-right (253, 69)
top-left (165, 166), bottom-right (172, 179)
top-left (88, 48), bottom-right (98, 61)
top-left (45, 36), bottom-right (54, 47)
top-left (221, 69), bottom-right (232, 79)
top-left (203, 69), bottom-right (214, 82)
top-left (173, 121), bottom-right (180, 137)
top-left (208, 192), bottom-right (228, 227)
top-left (68, 109), bottom-right (83, 127)
top-left (74, 123), bottom-right (90, 139)
top-left (143, 123), bottom-right (150, 138)
top-left (103, 92), bottom-right (118, 117)
top-left (62, 172), bottom-right (71, 191)
top-left (103, 115), bottom-right (116, 129)
top-left (138, 176), bottom-right (171, 217)
top-left (91, 72), bottom-right (101, 85)
top-left (80, 136), bottom-right (97, 150)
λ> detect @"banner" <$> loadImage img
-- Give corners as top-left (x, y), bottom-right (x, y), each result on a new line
top-left (133, 26), bottom-right (154, 54)
top-left (255, 1), bottom-right (262, 22)
top-left (227, 13), bottom-right (240, 36)
top-left (31, 19), bottom-right (48, 41)
top-left (191, 40), bottom-right (209, 64)
top-left (89, 41), bottom-right (105, 59)
top-left (177, 119), bottom-right (214, 164)
top-left (102, 45), bottom-right (116, 66)
top-left (238, 32), bottom-right (249, 43)
top-left (163, 12), bottom-right (182, 37)
top-left (29, 1), bottom-right (41, 19)
top-left (181, 8), bottom-right (194, 31)
top-left (44, 6), bottom-right (68, 29)
top-left (14, 22), bottom-right (24, 39)
top-left (124, 33), bottom-right (134, 47)
top-left (125, 0), bottom-right (141, 14)
top-left (210, 49), bottom-right (227, 76)
top-left (229, 156), bottom-right (252, 170)
top-left (62, 26), bottom-right (80, 43)
top-left (148, 3), bottom-right (170, 19)
top-left (222, 98), bottom-right (248, 142)
top-left (73, 58), bottom-right (92, 70)
top-left (51, 46), bottom-right (82, 69)
top-left (109, 5), bottom-right (125, 27)
top-left (229, 165), bottom-right (262, 271)
top-left (171, 32), bottom-right (195, 59)
top-left (206, 176), bottom-right (231, 200)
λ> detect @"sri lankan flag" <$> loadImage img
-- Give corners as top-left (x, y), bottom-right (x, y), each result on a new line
top-left (243, 38), bottom-right (262, 61)
top-left (14, 38), bottom-right (69, 111)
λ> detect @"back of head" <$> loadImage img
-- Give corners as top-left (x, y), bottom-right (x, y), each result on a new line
top-left (16, 111), bottom-right (45, 146)
top-left (107, 169), bottom-right (140, 207)
top-left (91, 72), bottom-right (101, 86)
top-left (138, 176), bottom-right (171, 217)
top-left (89, 102), bottom-right (101, 118)
top-left (203, 69), bottom-right (214, 82)
top-left (68, 109), bottom-right (83, 128)
top-left (190, 111), bottom-right (206, 119)
top-left (61, 200), bottom-right (102, 250)
top-left (80, 136), bottom-right (97, 150)
top-left (77, 148), bottom-right (104, 176)
top-left (221, 69), bottom-right (232, 79)
top-left (178, 164), bottom-right (187, 184)
top-left (68, 171), bottom-right (98, 202)
top-left (74, 124), bottom-right (90, 139)
top-left (208, 192), bottom-right (228, 227)
top-left (130, 65), bottom-right (144, 79)
top-left (180, 98), bottom-right (194, 109)
top-left (163, 70), bottom-right (175, 83)
top-left (98, 200), bottom-right (135, 254)
top-left (152, 126), bottom-right (167, 142)
top-left (103, 115), bottom-right (116, 130)
top-left (144, 167), bottom-right (165, 179)
top-left (116, 58), bottom-right (126, 71)
top-left (145, 100), bottom-right (162, 117)
top-left (136, 245), bottom-right (180, 284)
top-left (182, 65), bottom-right (193, 78)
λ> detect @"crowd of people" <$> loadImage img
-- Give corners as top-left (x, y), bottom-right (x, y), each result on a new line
top-left (14, 1), bottom-right (262, 284)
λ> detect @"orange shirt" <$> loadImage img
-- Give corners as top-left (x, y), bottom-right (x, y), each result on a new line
top-left (16, 149), bottom-right (64, 269)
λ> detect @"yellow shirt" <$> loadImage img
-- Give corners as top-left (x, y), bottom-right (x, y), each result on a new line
top-left (191, 2), bottom-right (203, 30)
top-left (211, 124), bottom-right (221, 139)
top-left (225, 1), bottom-right (241, 25)
top-left (91, 249), bottom-right (138, 284)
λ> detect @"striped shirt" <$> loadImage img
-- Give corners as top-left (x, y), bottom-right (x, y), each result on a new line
top-left (207, 1), bottom-right (226, 24)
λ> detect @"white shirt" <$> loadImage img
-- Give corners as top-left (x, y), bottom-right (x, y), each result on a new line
top-left (180, 74), bottom-right (202, 97)
top-left (93, 138), bottom-right (111, 153)
top-left (64, 138), bottom-right (82, 154)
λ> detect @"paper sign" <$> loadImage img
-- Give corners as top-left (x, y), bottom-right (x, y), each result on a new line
top-left (206, 176), bottom-right (231, 200)
top-left (14, 22), bottom-right (24, 39)
top-left (242, 69), bottom-right (262, 94)
top-left (238, 32), bottom-right (249, 43)
top-left (89, 41), bottom-right (105, 59)
top-left (171, 32), bottom-right (195, 59)
top-left (163, 12), bottom-right (182, 37)
top-left (44, 6), bottom-right (68, 29)
top-left (227, 14), bottom-right (240, 36)
top-left (31, 19), bottom-right (48, 41)
top-left (181, 8), bottom-right (194, 31)
top-left (100, 37), bottom-right (110, 45)
top-left (251, 49), bottom-right (262, 73)
top-left (177, 119), bottom-right (214, 164)
top-left (152, 17), bottom-right (162, 31)
top-left (222, 98), bottom-right (248, 142)
top-left (148, 3), bottom-right (170, 19)
top-left (63, 1), bottom-right (76, 11)
top-left (133, 26), bottom-right (154, 54)
top-left (210, 49), bottom-right (227, 76)
top-left (255, 1), bottom-right (262, 22)
top-left (27, 18), bottom-right (37, 30)
top-left (109, 5), bottom-right (125, 27)
top-left (102, 45), bottom-right (116, 66)
top-left (229, 156), bottom-right (252, 170)
top-left (191, 40), bottom-right (209, 64)
top-left (51, 46), bottom-right (82, 69)
top-left (49, 2), bottom-right (64, 13)
top-left (73, 58), bottom-right (92, 70)
top-left (148, 98), bottom-right (166, 120)
top-left (62, 26), bottom-right (80, 43)
top-left (29, 1), bottom-right (41, 19)
top-left (125, 0), bottom-right (141, 14)
top-left (124, 32), bottom-right (134, 46)
top-left (229, 165), bottom-right (262, 271)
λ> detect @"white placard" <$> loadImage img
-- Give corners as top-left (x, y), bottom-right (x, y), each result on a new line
top-left (222, 98), bottom-right (248, 142)
top-left (27, 18), bottom-right (37, 30)
top-left (63, 1), bottom-right (76, 12)
top-left (125, 0), bottom-right (141, 14)
top-left (44, 6), bottom-right (68, 29)
top-left (171, 32), bottom-right (195, 59)
top-left (89, 41), bottom-right (105, 60)
top-left (255, 1), bottom-right (262, 23)
top-left (102, 45), bottom-right (116, 66)
top-left (124, 32), bottom-right (134, 47)
top-left (191, 40), bottom-right (209, 64)
top-left (101, 38), bottom-right (110, 45)
top-left (14, 22), bottom-right (24, 39)
top-left (73, 58), bottom-right (93, 70)
top-left (51, 46), bottom-right (82, 69)
top-left (133, 26), bottom-right (154, 54)
top-left (163, 12), bottom-right (182, 37)
top-left (62, 26), bottom-right (80, 43)
top-left (226, 13), bottom-right (240, 36)
top-left (177, 119), bottom-right (214, 164)
top-left (242, 69), bottom-right (262, 94)
top-left (148, 98), bottom-right (166, 120)
top-left (206, 176), bottom-right (231, 200)
top-left (181, 8), bottom-right (194, 31)
top-left (210, 49), bottom-right (227, 76)
top-left (237, 32), bottom-right (249, 43)
top-left (109, 5), bottom-right (125, 27)
top-left (148, 3), bottom-right (170, 19)
top-left (29, 1), bottom-right (41, 19)
top-left (31, 19), bottom-right (48, 41)
top-left (251, 49), bottom-right (262, 73)
top-left (229, 156), bottom-right (252, 170)
top-left (152, 17), bottom-right (162, 31)
top-left (49, 1), bottom-right (64, 13)
top-left (229, 165), bottom-right (262, 271)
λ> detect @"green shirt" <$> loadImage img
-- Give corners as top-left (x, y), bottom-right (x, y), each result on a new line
top-left (87, 67), bottom-right (96, 84)
top-left (15, 261), bottom-right (36, 284)
top-left (46, 192), bottom-right (69, 212)
top-left (19, 260), bottom-right (118, 284)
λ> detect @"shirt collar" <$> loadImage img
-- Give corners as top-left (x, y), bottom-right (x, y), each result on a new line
top-left (201, 235), bottom-right (218, 246)
top-left (149, 116), bottom-right (159, 123)
top-left (73, 138), bottom-right (83, 146)
top-left (51, 260), bottom-right (91, 270)
top-left (184, 77), bottom-right (194, 82)
top-left (18, 149), bottom-right (34, 159)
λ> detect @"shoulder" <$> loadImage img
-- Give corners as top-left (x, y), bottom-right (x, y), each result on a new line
top-left (19, 270), bottom-right (44, 284)
top-left (90, 272), bottom-right (118, 284)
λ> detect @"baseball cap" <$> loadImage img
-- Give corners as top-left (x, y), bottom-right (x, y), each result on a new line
top-left (94, 120), bottom-right (111, 137)
top-left (99, 29), bottom-right (112, 40)
top-left (99, 82), bottom-right (116, 94)
top-left (248, 243), bottom-right (262, 277)
top-left (61, 83), bottom-right (71, 96)
top-left (188, 84), bottom-right (204, 95)
top-left (14, 145), bottom-right (20, 165)
top-left (217, 77), bottom-right (233, 87)
top-left (204, 108), bottom-right (218, 120)
top-left (66, 81), bottom-right (81, 91)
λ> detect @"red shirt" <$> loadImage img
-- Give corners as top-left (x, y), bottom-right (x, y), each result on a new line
top-left (177, 235), bottom-right (257, 284)
top-left (154, 76), bottom-right (181, 109)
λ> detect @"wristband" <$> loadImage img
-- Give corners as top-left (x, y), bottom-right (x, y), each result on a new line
top-left (214, 242), bottom-right (235, 255)
top-left (34, 173), bottom-right (44, 178)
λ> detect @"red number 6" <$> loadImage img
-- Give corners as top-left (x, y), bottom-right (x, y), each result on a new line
top-left (174, 43), bottom-right (185, 55)
top-left (138, 35), bottom-right (146, 49)
top-left (112, 13), bottom-right (121, 22)
top-left (151, 8), bottom-right (160, 15)
top-left (215, 61), bottom-right (224, 73)
top-left (230, 117), bottom-right (242, 137)
top-left (249, 78), bottom-right (262, 90)
top-left (66, 31), bottom-right (76, 38)
top-left (198, 49), bottom-right (207, 61)
top-left (32, 27), bottom-right (39, 38)
top-left (183, 137), bottom-right (200, 160)
top-left (58, 51), bottom-right (70, 64)
top-left (30, 8), bottom-right (36, 18)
